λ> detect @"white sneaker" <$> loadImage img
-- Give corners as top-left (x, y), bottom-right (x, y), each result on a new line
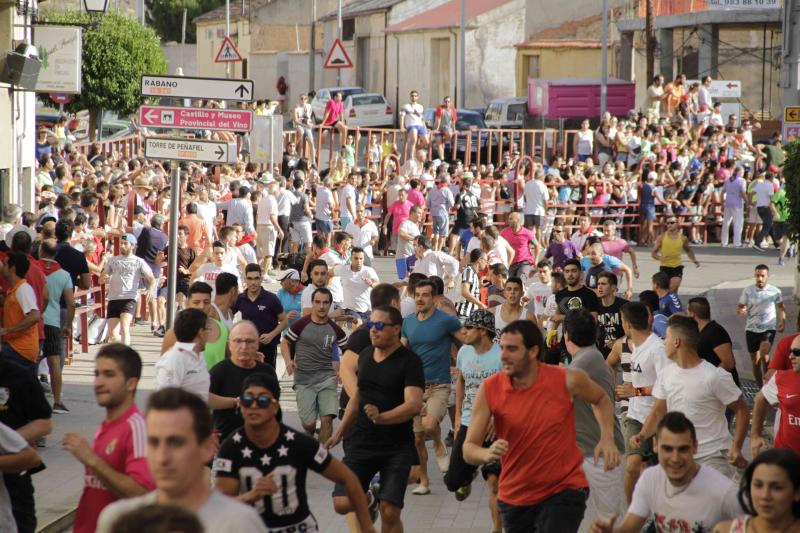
top-left (411, 484), bottom-right (430, 495)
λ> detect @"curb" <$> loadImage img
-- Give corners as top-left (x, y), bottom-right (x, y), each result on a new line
top-left (37, 509), bottom-right (76, 533)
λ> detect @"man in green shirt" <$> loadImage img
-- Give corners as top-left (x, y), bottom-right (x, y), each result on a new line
top-left (759, 133), bottom-right (785, 169)
top-left (771, 181), bottom-right (790, 265)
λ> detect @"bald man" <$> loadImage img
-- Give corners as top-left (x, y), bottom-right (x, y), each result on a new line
top-left (208, 320), bottom-right (279, 442)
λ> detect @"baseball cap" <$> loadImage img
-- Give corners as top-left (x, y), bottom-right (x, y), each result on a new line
top-left (278, 268), bottom-right (301, 282)
top-left (464, 309), bottom-right (495, 332)
top-left (133, 205), bottom-right (145, 215)
top-left (241, 372), bottom-right (281, 400)
top-left (122, 233), bottom-right (137, 245)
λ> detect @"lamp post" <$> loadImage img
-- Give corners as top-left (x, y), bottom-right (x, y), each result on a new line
top-left (82, 0), bottom-right (110, 13)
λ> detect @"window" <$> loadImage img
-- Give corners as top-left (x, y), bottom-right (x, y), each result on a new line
top-left (507, 103), bottom-right (526, 121)
top-left (342, 18), bottom-right (356, 41)
top-left (527, 54), bottom-right (540, 79)
top-left (351, 95), bottom-right (386, 106)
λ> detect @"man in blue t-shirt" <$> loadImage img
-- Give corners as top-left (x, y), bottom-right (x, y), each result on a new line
top-left (652, 271), bottom-right (683, 317)
top-left (580, 243), bottom-right (633, 299)
top-left (401, 279), bottom-right (462, 495)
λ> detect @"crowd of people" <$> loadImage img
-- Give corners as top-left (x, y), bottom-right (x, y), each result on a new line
top-left (0, 78), bottom-right (796, 533)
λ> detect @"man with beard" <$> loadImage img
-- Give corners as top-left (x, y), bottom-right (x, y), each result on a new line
top-left (595, 272), bottom-right (627, 359)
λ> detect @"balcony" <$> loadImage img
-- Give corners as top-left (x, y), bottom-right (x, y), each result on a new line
top-left (618, 0), bottom-right (782, 29)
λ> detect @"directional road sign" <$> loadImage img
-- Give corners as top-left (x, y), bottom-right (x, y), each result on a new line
top-left (215, 36), bottom-right (243, 63)
top-left (143, 137), bottom-right (237, 164)
top-left (139, 105), bottom-right (253, 132)
top-left (686, 79), bottom-right (741, 98)
top-left (140, 75), bottom-right (254, 102)
top-left (785, 106), bottom-right (800, 122)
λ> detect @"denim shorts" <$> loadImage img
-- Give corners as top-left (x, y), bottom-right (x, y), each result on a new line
top-left (432, 215), bottom-right (448, 236)
top-left (315, 219), bottom-right (333, 233)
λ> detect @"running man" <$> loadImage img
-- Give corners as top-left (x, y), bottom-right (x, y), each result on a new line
top-left (738, 264), bottom-right (785, 388)
top-left (214, 373), bottom-right (376, 533)
top-left (444, 309), bottom-right (503, 533)
top-left (651, 215), bottom-right (700, 294)
top-left (463, 320), bottom-right (620, 533)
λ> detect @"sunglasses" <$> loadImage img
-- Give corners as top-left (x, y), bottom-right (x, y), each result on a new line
top-left (666, 220), bottom-right (677, 225)
top-left (790, 349), bottom-right (800, 357)
top-left (241, 394), bottom-right (274, 408)
top-left (367, 321), bottom-right (398, 331)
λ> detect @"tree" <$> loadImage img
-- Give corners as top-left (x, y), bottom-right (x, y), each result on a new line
top-left (38, 10), bottom-right (168, 140)
top-left (146, 0), bottom-right (225, 44)
top-left (783, 141), bottom-right (800, 257)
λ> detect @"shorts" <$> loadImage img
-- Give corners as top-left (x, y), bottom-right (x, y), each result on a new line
top-left (642, 206), bottom-right (656, 221)
top-left (432, 215), bottom-right (449, 236)
top-left (412, 383), bottom-right (451, 433)
top-left (395, 256), bottom-right (414, 279)
top-left (294, 125), bottom-right (314, 140)
top-left (659, 265), bottom-right (684, 279)
top-left (107, 298), bottom-right (136, 319)
top-left (773, 221), bottom-right (787, 241)
top-left (439, 126), bottom-right (454, 135)
top-left (333, 442), bottom-right (415, 509)
top-left (325, 120), bottom-right (341, 129)
top-left (147, 262), bottom-right (162, 299)
top-left (290, 220), bottom-right (313, 245)
top-left (748, 207), bottom-right (761, 224)
top-left (266, 514), bottom-right (318, 533)
top-left (405, 124), bottom-right (428, 137)
top-left (622, 416), bottom-right (654, 460)
top-left (316, 219), bottom-right (333, 233)
top-left (43, 325), bottom-right (64, 360)
top-left (524, 214), bottom-right (543, 228)
top-left (746, 330), bottom-right (776, 354)
top-left (295, 376), bottom-right (339, 423)
top-left (257, 224), bottom-right (278, 258)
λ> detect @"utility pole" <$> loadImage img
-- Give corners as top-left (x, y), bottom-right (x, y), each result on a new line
top-left (309, 0), bottom-right (317, 92)
top-left (782, 0), bottom-right (800, 112)
top-left (337, 0), bottom-right (342, 87)
top-left (459, 0), bottom-right (466, 107)
top-left (225, 0), bottom-right (231, 79)
top-left (600, 0), bottom-right (608, 117)
top-left (645, 0), bottom-right (655, 83)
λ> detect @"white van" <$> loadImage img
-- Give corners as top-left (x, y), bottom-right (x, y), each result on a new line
top-left (484, 97), bottom-right (528, 129)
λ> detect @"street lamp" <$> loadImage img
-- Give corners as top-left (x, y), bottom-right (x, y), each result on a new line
top-left (83, 0), bottom-right (109, 14)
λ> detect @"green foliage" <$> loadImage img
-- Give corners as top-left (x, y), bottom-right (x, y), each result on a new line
top-left (783, 140), bottom-right (800, 267)
top-left (146, 0), bottom-right (225, 44)
top-left (37, 10), bottom-right (168, 118)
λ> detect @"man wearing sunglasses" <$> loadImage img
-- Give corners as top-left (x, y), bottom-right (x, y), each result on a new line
top-left (329, 305), bottom-right (424, 533)
top-left (751, 335), bottom-right (800, 457)
top-left (215, 373), bottom-right (376, 533)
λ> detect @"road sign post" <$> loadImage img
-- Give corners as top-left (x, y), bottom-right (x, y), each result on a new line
top-left (143, 137), bottom-right (237, 164)
top-left (140, 75), bottom-right (254, 101)
top-left (784, 105), bottom-right (800, 140)
top-left (139, 105), bottom-right (253, 132)
top-left (165, 163), bottom-right (180, 330)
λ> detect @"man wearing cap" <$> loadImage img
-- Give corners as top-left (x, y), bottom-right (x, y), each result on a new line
top-left (100, 233), bottom-right (156, 346)
top-left (233, 264), bottom-right (289, 369)
top-left (276, 269), bottom-right (303, 333)
top-left (445, 309), bottom-right (503, 532)
top-left (215, 372), bottom-right (377, 533)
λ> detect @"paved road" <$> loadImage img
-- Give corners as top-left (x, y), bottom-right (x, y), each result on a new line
top-left (34, 243), bottom-right (796, 532)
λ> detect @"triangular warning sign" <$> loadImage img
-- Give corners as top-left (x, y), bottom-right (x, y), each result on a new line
top-left (215, 36), bottom-right (243, 63)
top-left (323, 38), bottom-right (353, 69)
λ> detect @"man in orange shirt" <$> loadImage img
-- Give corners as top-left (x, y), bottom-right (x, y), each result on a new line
top-left (0, 252), bottom-right (42, 377)
top-left (178, 202), bottom-right (210, 254)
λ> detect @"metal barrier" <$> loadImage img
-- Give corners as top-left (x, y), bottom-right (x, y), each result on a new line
top-left (75, 134), bottom-right (142, 160)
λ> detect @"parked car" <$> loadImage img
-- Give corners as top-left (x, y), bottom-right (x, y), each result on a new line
top-left (310, 86), bottom-right (364, 123)
top-left (484, 97), bottom-right (528, 129)
top-left (423, 107), bottom-right (498, 156)
top-left (343, 93), bottom-right (393, 128)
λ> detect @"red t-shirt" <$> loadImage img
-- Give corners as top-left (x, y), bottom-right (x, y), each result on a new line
top-left (767, 370), bottom-right (800, 455)
top-left (324, 99), bottom-right (344, 125)
top-left (388, 200), bottom-right (413, 233)
top-left (500, 226), bottom-right (537, 265)
top-left (72, 405), bottom-right (155, 533)
top-left (770, 334), bottom-right (798, 371)
top-left (483, 364), bottom-right (587, 506)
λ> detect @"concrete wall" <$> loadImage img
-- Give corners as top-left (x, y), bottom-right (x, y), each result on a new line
top-left (630, 26), bottom-right (782, 120)
top-left (196, 18), bottom-right (250, 79)
top-left (161, 43), bottom-right (197, 76)
top-left (524, 0), bottom-right (627, 41)
top-left (250, 52), bottom-right (278, 100)
top-left (318, 12), bottom-right (388, 93)
top-left (0, 0), bottom-right (37, 210)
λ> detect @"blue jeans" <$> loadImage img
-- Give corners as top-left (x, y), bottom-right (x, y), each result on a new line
top-left (1, 342), bottom-right (37, 379)
top-left (755, 206), bottom-right (773, 247)
top-left (498, 488), bottom-right (588, 533)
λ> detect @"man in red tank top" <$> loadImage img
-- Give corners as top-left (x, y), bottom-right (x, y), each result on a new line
top-left (462, 319), bottom-right (620, 533)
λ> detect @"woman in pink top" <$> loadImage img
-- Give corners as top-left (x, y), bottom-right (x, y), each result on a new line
top-left (384, 188), bottom-right (413, 250)
top-left (407, 179), bottom-right (426, 208)
top-left (321, 91), bottom-right (347, 148)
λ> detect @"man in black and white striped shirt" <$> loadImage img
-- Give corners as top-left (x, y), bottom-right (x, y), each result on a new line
top-left (456, 249), bottom-right (487, 318)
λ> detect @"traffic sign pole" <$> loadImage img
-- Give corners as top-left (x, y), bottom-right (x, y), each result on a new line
top-left (165, 162), bottom-right (180, 330)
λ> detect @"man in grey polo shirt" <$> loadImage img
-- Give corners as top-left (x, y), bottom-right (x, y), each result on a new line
top-left (564, 308), bottom-right (626, 530)
top-left (280, 287), bottom-right (347, 444)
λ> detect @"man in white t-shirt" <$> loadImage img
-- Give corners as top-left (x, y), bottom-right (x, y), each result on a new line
top-left (616, 302), bottom-right (671, 503)
top-left (523, 169), bottom-right (549, 243)
top-left (412, 235), bottom-right (460, 286)
top-left (96, 388), bottom-right (268, 533)
top-left (590, 412), bottom-right (741, 533)
top-left (255, 178), bottom-right (283, 275)
top-left (395, 205), bottom-right (421, 279)
top-left (524, 260), bottom-right (553, 323)
top-left (0, 421), bottom-right (40, 529)
top-left (336, 248), bottom-right (379, 321)
top-left (192, 241), bottom-right (241, 296)
top-left (631, 315), bottom-right (749, 479)
top-left (752, 172), bottom-right (776, 251)
top-left (314, 178), bottom-right (337, 246)
top-left (401, 90), bottom-right (428, 162)
top-left (101, 234), bottom-right (156, 346)
top-left (344, 206), bottom-right (379, 266)
top-left (338, 174), bottom-right (357, 230)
